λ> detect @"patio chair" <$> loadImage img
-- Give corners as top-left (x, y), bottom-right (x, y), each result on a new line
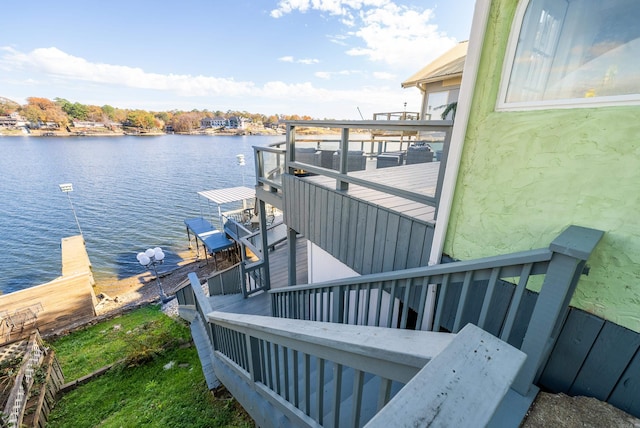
top-left (406, 145), bottom-right (434, 164)
top-left (331, 150), bottom-right (366, 172)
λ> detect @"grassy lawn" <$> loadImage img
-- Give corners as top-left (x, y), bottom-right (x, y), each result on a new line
top-left (47, 305), bottom-right (253, 427)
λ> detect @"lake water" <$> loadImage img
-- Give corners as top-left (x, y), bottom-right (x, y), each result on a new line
top-left (0, 134), bottom-right (284, 294)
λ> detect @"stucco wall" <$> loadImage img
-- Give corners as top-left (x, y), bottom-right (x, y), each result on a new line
top-left (445, 0), bottom-right (640, 332)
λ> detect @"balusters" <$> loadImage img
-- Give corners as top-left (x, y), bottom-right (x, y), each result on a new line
top-left (501, 263), bottom-right (533, 342)
top-left (478, 267), bottom-right (501, 330)
top-left (331, 362), bottom-right (343, 428)
top-left (351, 369), bottom-right (365, 427)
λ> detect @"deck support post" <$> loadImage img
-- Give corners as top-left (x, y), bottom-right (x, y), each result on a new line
top-left (258, 200), bottom-right (271, 291)
top-left (336, 128), bottom-right (349, 191)
top-left (511, 226), bottom-right (604, 395)
top-left (287, 227), bottom-right (297, 286)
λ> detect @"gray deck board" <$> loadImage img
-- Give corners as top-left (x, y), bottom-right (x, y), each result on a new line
top-left (208, 237), bottom-right (308, 317)
top-left (303, 162), bottom-right (439, 222)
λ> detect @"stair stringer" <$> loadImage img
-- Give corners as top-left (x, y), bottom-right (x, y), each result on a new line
top-left (188, 312), bottom-right (220, 390)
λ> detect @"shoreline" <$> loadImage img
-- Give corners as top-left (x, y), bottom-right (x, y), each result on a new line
top-left (92, 248), bottom-right (227, 316)
top-left (0, 128), bottom-right (283, 138)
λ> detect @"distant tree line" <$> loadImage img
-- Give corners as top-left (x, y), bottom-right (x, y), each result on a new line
top-left (0, 96), bottom-right (316, 132)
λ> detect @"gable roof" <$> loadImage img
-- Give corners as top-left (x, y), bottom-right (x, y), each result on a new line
top-left (401, 41), bottom-right (468, 88)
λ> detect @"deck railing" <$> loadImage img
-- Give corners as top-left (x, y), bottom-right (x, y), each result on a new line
top-left (177, 226), bottom-right (603, 426)
top-left (253, 120), bottom-right (451, 216)
top-left (284, 120), bottom-right (452, 207)
top-left (207, 311), bottom-right (454, 428)
top-left (271, 225), bottom-right (604, 395)
top-left (255, 145), bottom-right (286, 191)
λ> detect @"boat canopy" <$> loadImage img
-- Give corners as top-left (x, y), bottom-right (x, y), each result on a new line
top-left (197, 186), bottom-right (255, 205)
top-left (197, 186), bottom-right (256, 221)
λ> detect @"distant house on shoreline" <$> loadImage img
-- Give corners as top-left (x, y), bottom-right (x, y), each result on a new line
top-left (0, 112), bottom-right (27, 128)
top-left (226, 116), bottom-right (249, 130)
top-left (72, 120), bottom-right (106, 128)
top-left (201, 116), bottom-right (226, 128)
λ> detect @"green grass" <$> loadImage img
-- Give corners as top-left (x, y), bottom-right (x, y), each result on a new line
top-left (47, 305), bottom-right (253, 427)
top-left (50, 305), bottom-right (191, 380)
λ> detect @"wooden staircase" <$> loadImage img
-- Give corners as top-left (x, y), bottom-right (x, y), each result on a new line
top-left (177, 225), bottom-right (604, 427)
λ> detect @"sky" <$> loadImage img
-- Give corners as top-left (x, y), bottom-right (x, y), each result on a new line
top-left (0, 0), bottom-right (476, 120)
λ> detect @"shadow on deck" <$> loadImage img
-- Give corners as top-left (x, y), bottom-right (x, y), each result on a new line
top-left (206, 237), bottom-right (307, 316)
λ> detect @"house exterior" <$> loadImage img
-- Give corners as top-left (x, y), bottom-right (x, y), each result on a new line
top-left (226, 116), bottom-right (248, 129)
top-left (176, 0), bottom-right (639, 424)
top-left (201, 116), bottom-right (226, 128)
top-left (432, 0), bottom-right (640, 416)
top-left (402, 41), bottom-right (467, 120)
top-left (0, 112), bottom-right (27, 128)
top-left (72, 120), bottom-right (105, 128)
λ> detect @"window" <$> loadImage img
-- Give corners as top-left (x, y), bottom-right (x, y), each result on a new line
top-left (426, 91), bottom-right (453, 120)
top-left (498, 0), bottom-right (640, 109)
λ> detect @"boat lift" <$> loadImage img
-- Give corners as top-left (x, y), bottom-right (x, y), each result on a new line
top-left (184, 186), bottom-right (256, 265)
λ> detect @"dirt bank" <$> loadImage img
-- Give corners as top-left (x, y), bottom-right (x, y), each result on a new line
top-left (92, 248), bottom-right (233, 316)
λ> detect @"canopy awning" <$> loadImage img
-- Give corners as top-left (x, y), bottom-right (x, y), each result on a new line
top-left (197, 186), bottom-right (255, 205)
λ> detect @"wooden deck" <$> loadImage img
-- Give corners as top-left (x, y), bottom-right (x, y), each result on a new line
top-left (0, 236), bottom-right (96, 343)
top-left (303, 161), bottom-right (439, 222)
top-left (207, 237), bottom-right (308, 316)
top-left (61, 235), bottom-right (94, 283)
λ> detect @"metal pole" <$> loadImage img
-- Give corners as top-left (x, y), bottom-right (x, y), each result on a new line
top-left (149, 261), bottom-right (167, 300)
top-left (66, 192), bottom-right (83, 236)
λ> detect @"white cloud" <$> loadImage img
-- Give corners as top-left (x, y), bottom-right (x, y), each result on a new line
top-left (346, 4), bottom-right (456, 67)
top-left (373, 71), bottom-right (395, 80)
top-left (1, 47), bottom-right (255, 97)
top-left (0, 46), bottom-right (419, 119)
top-left (279, 55), bottom-right (319, 65)
top-left (271, 0), bottom-right (389, 18)
top-left (314, 69), bottom-right (361, 79)
top-left (298, 58), bottom-right (320, 65)
top-left (270, 1), bottom-right (457, 71)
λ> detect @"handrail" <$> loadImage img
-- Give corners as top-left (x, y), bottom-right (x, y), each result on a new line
top-left (208, 311), bottom-right (455, 427)
top-left (275, 248), bottom-right (553, 293)
top-left (283, 120), bottom-right (453, 209)
top-left (271, 225), bottom-right (604, 396)
top-left (255, 145), bottom-right (285, 190)
top-left (284, 119), bottom-right (451, 129)
top-left (177, 226), bottom-right (603, 426)
top-left (289, 161), bottom-right (439, 206)
top-left (258, 146), bottom-right (286, 154)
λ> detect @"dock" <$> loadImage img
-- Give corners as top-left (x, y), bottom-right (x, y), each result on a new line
top-left (0, 236), bottom-right (96, 344)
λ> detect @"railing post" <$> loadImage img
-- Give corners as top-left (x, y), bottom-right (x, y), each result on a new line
top-left (258, 200), bottom-right (271, 291)
top-left (255, 147), bottom-right (263, 188)
top-left (286, 125), bottom-right (297, 175)
top-left (337, 128), bottom-right (349, 191)
top-left (287, 227), bottom-right (297, 286)
top-left (511, 226), bottom-right (603, 395)
top-left (240, 247), bottom-right (249, 298)
top-left (434, 126), bottom-right (453, 219)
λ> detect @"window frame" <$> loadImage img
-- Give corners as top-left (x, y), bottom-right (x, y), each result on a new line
top-left (496, 0), bottom-right (640, 111)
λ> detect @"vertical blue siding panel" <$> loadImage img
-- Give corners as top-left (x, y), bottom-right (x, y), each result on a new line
top-left (361, 205), bottom-right (378, 275)
top-left (609, 349), bottom-right (640, 416)
top-left (393, 217), bottom-right (412, 271)
top-left (539, 310), bottom-right (604, 393)
top-left (570, 321), bottom-right (640, 401)
top-left (371, 210), bottom-right (389, 274)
